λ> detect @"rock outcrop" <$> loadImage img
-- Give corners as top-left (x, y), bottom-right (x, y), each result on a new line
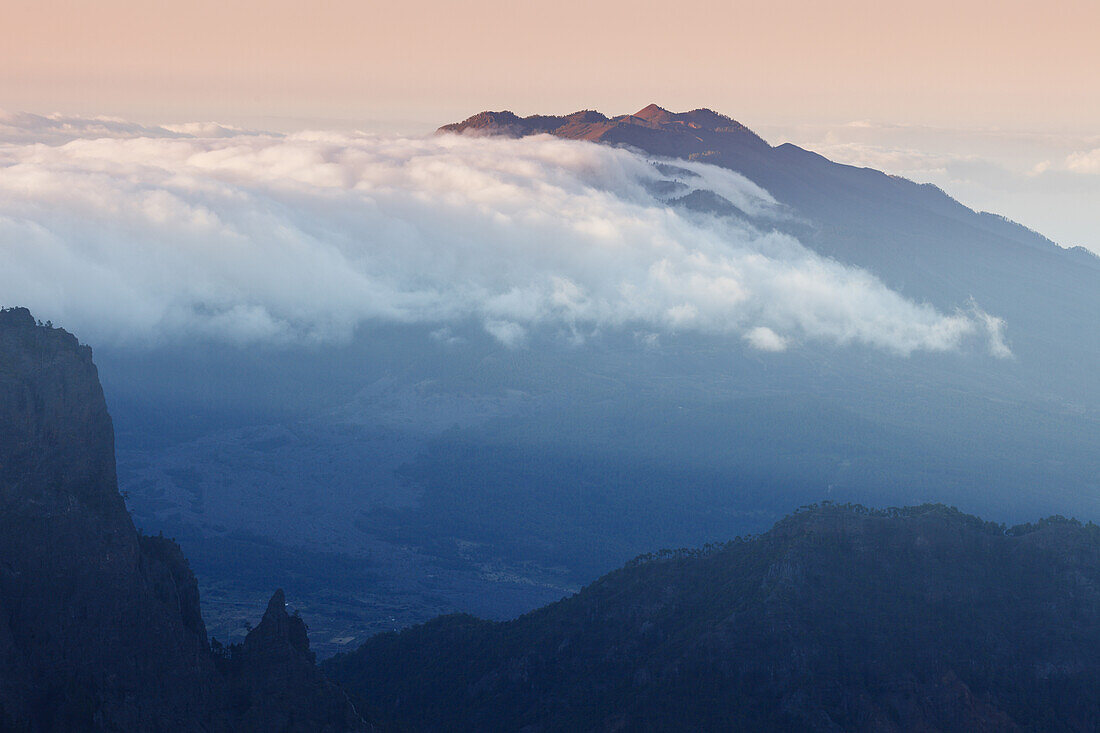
top-left (0, 307), bottom-right (368, 731)
top-left (222, 589), bottom-right (368, 732)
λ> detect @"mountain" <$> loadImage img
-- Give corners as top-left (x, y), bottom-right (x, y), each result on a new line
top-left (443, 103), bottom-right (1098, 318)
top-left (326, 503), bottom-right (1100, 732)
top-left (0, 307), bottom-right (369, 731)
top-left (107, 104), bottom-right (1100, 654)
top-left (439, 104), bottom-right (770, 157)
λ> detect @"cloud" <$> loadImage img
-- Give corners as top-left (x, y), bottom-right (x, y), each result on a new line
top-left (0, 109), bottom-right (259, 146)
top-left (744, 326), bottom-right (788, 352)
top-left (483, 320), bottom-right (527, 348)
top-left (1065, 149), bottom-right (1100, 174)
top-left (0, 115), bottom-right (1008, 356)
top-left (802, 141), bottom-right (977, 179)
top-left (970, 305), bottom-right (1012, 359)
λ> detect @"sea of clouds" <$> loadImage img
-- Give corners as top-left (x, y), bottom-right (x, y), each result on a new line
top-left (0, 112), bottom-right (1008, 355)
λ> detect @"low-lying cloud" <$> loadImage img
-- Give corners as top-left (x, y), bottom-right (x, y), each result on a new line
top-left (0, 113), bottom-right (1007, 356)
top-left (1065, 149), bottom-right (1100, 175)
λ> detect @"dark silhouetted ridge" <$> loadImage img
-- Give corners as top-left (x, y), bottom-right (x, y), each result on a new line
top-left (0, 308), bottom-right (371, 731)
top-left (327, 502), bottom-right (1100, 731)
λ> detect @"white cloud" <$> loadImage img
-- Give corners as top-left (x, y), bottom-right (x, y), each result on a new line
top-left (1065, 149), bottom-right (1100, 174)
top-left (429, 326), bottom-right (465, 346)
top-left (0, 109), bottom-right (261, 146)
top-left (801, 141), bottom-right (972, 179)
top-left (482, 320), bottom-right (527, 348)
top-left (744, 326), bottom-right (788, 352)
top-left (0, 114), bottom-right (1009, 356)
top-left (970, 305), bottom-right (1012, 359)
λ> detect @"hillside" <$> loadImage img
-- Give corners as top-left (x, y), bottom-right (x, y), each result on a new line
top-left (327, 503), bottom-right (1100, 732)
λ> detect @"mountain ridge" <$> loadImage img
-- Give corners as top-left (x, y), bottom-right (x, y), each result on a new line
top-left (440, 103), bottom-right (771, 155)
top-left (440, 103), bottom-right (1085, 264)
top-left (327, 502), bottom-right (1100, 731)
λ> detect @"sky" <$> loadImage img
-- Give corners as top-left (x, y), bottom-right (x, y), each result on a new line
top-left (1, 0), bottom-right (1098, 250)
top-left (4, 0), bottom-right (1099, 130)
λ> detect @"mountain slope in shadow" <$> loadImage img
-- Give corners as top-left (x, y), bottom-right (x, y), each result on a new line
top-left (327, 503), bottom-right (1100, 732)
top-left (0, 307), bottom-right (370, 732)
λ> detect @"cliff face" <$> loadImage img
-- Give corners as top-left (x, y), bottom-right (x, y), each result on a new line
top-left (0, 308), bottom-right (367, 731)
top-left (0, 307), bottom-right (213, 730)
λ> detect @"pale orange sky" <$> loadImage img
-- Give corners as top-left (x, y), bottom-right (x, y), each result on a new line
top-left (3, 0), bottom-right (1099, 131)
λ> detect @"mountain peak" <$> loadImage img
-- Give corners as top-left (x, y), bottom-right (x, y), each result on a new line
top-left (634, 103), bottom-right (672, 122)
top-left (265, 587), bottom-right (287, 616)
top-left (440, 103), bottom-right (770, 154)
top-left (246, 588), bottom-right (313, 662)
top-left (0, 305), bottom-right (35, 329)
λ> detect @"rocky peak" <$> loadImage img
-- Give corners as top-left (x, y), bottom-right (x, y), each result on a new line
top-left (244, 588), bottom-right (314, 663)
top-left (231, 588), bottom-right (371, 731)
top-left (633, 102), bottom-right (673, 123)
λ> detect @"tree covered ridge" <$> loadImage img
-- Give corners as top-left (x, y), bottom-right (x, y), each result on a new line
top-left (327, 502), bottom-right (1100, 732)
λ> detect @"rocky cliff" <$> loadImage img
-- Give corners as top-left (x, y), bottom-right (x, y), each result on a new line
top-left (0, 307), bottom-right (368, 731)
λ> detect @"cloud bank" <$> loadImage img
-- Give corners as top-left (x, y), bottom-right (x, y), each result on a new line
top-left (0, 114), bottom-right (1007, 355)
